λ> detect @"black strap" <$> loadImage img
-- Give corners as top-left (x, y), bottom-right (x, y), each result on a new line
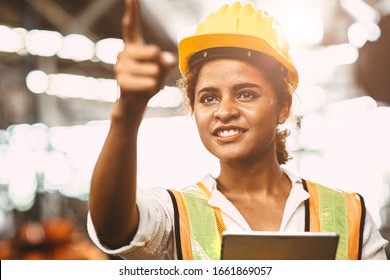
top-left (167, 189), bottom-right (183, 260)
top-left (188, 47), bottom-right (286, 75)
top-left (302, 179), bottom-right (310, 232)
top-left (357, 193), bottom-right (366, 260)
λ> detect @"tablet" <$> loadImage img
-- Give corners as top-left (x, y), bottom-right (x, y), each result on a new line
top-left (220, 231), bottom-right (339, 260)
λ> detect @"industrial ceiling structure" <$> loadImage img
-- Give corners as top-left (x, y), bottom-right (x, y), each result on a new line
top-left (0, 0), bottom-right (184, 127)
top-left (1, 0), bottom-right (389, 128)
top-left (1, 1), bottom-right (389, 258)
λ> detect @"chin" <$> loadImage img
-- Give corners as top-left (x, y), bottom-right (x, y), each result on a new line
top-left (213, 151), bottom-right (254, 163)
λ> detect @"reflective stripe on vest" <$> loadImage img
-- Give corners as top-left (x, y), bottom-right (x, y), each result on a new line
top-left (168, 183), bottom-right (225, 260)
top-left (303, 180), bottom-right (365, 260)
top-left (168, 179), bottom-right (364, 260)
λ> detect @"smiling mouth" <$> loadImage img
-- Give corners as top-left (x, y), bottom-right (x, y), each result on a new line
top-left (215, 129), bottom-right (245, 137)
top-left (211, 127), bottom-right (247, 143)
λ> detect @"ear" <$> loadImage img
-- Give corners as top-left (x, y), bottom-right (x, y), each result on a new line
top-left (277, 99), bottom-right (291, 124)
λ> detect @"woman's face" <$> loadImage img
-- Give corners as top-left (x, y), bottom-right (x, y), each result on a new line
top-left (193, 58), bottom-right (289, 163)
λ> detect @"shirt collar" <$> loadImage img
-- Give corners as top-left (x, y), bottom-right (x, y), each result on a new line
top-left (279, 167), bottom-right (310, 230)
top-left (201, 174), bottom-right (218, 192)
top-left (200, 167), bottom-right (307, 195)
top-left (199, 168), bottom-right (310, 231)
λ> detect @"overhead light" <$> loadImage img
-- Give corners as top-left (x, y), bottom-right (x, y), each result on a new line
top-left (341, 0), bottom-right (380, 23)
top-left (46, 73), bottom-right (118, 102)
top-left (348, 22), bottom-right (381, 48)
top-left (95, 38), bottom-right (123, 64)
top-left (0, 25), bottom-right (24, 53)
top-left (322, 44), bottom-right (359, 66)
top-left (279, 9), bottom-right (324, 47)
top-left (148, 86), bottom-right (184, 108)
top-left (48, 73), bottom-right (95, 100)
top-left (26, 70), bottom-right (49, 94)
top-left (1, 25), bottom-right (127, 65)
top-left (325, 96), bottom-right (377, 116)
top-left (25, 29), bottom-right (63, 57)
top-left (294, 85), bottom-right (326, 115)
top-left (57, 34), bottom-right (95, 61)
top-left (366, 23), bottom-right (382, 42)
top-left (25, 69), bottom-right (184, 107)
top-left (6, 141), bottom-right (38, 211)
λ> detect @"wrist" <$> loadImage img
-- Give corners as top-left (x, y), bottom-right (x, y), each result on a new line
top-left (111, 95), bottom-right (149, 126)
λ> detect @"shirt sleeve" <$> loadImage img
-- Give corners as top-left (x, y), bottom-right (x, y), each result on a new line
top-left (361, 209), bottom-right (388, 260)
top-left (87, 187), bottom-right (176, 259)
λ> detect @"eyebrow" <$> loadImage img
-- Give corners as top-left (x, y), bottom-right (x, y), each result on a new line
top-left (197, 82), bottom-right (262, 95)
top-left (231, 82), bottom-right (262, 91)
top-left (196, 87), bottom-right (218, 96)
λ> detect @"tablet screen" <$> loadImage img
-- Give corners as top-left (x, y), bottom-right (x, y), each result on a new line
top-left (220, 231), bottom-right (339, 260)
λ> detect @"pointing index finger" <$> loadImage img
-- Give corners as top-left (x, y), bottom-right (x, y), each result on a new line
top-left (122, 0), bottom-right (144, 44)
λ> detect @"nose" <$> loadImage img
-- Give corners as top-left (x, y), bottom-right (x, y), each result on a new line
top-left (213, 97), bottom-right (240, 122)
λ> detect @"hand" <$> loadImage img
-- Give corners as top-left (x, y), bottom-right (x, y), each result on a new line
top-left (114, 0), bottom-right (176, 106)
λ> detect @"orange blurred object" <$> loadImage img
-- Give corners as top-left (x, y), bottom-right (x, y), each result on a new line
top-left (0, 240), bottom-right (15, 259)
top-left (43, 217), bottom-right (75, 244)
top-left (2, 217), bottom-right (109, 260)
top-left (18, 221), bottom-right (46, 246)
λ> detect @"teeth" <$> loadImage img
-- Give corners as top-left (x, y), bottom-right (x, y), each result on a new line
top-left (217, 129), bottom-right (242, 137)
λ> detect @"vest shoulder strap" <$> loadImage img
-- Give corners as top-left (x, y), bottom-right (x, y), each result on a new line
top-left (168, 183), bottom-right (224, 260)
top-left (303, 179), bottom-right (365, 260)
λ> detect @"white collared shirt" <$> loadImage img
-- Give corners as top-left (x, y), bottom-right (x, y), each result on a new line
top-left (87, 170), bottom-right (388, 259)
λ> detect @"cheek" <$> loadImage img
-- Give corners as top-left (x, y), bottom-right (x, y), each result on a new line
top-left (244, 101), bottom-right (279, 125)
top-left (194, 108), bottom-right (213, 142)
top-left (194, 108), bottom-right (205, 129)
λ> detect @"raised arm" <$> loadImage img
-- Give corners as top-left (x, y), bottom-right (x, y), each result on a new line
top-left (88, 0), bottom-right (176, 249)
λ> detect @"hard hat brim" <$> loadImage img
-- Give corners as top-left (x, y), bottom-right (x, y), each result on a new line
top-left (178, 33), bottom-right (299, 90)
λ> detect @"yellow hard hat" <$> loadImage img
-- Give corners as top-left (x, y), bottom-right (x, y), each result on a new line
top-left (178, 2), bottom-right (299, 91)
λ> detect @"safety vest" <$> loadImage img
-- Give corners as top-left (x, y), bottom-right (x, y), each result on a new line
top-left (167, 179), bottom-right (365, 260)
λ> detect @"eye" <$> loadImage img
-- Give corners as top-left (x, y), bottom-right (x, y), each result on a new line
top-left (236, 90), bottom-right (258, 101)
top-left (199, 94), bottom-right (219, 105)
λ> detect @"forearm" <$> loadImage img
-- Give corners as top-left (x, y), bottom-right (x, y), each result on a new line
top-left (88, 0), bottom-right (175, 248)
top-left (89, 98), bottom-right (146, 249)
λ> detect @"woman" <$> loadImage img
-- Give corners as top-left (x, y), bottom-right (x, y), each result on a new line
top-left (87, 0), bottom-right (387, 259)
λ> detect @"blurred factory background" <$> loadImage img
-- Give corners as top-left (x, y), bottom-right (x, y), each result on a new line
top-left (0, 0), bottom-right (389, 259)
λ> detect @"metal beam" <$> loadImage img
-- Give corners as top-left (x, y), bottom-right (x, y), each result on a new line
top-left (64, 0), bottom-right (119, 35)
top-left (25, 0), bottom-right (98, 40)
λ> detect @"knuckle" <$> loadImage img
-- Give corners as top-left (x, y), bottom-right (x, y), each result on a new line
top-left (145, 45), bottom-right (161, 57)
top-left (144, 78), bottom-right (159, 91)
top-left (115, 74), bottom-right (127, 86)
top-left (113, 64), bottom-right (119, 75)
top-left (113, 61), bottom-right (127, 75)
top-left (116, 50), bottom-right (125, 61)
top-left (148, 64), bottom-right (160, 76)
